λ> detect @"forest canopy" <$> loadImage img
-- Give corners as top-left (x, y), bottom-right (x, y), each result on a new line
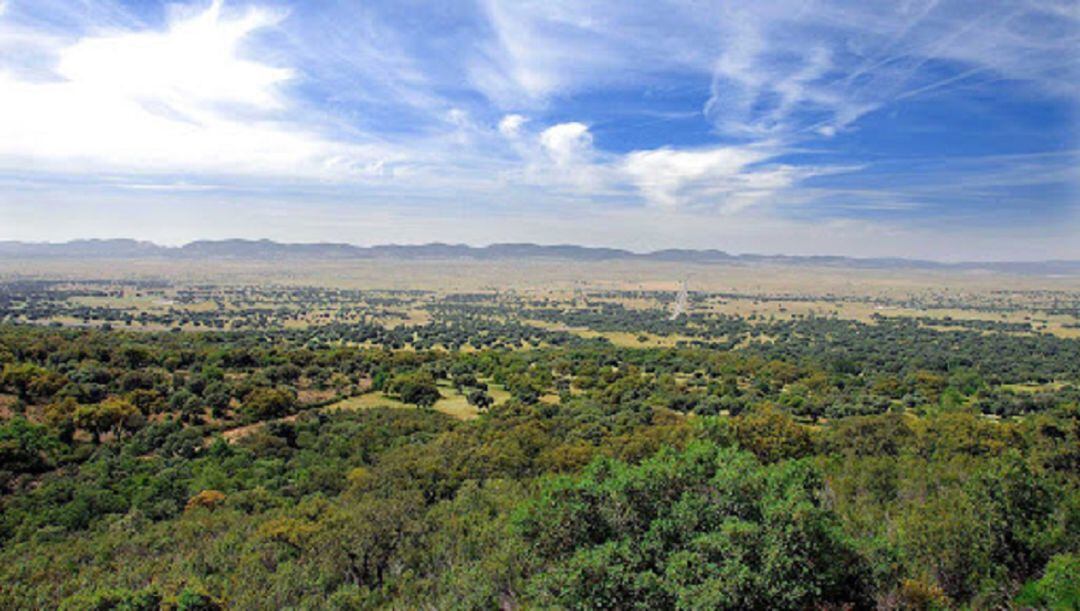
top-left (0, 281), bottom-right (1077, 609)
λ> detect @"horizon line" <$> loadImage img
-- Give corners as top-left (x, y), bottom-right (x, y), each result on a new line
top-left (3, 237), bottom-right (1080, 267)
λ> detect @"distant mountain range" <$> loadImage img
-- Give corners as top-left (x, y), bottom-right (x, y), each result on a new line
top-left (2, 239), bottom-right (1078, 275)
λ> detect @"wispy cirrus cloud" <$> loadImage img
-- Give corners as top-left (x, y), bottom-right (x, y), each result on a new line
top-left (699, 0), bottom-right (1080, 140)
top-left (471, 0), bottom-right (1079, 139)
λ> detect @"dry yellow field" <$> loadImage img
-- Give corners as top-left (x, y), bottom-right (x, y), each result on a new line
top-left (3, 258), bottom-right (1078, 337)
top-left (327, 389), bottom-right (483, 421)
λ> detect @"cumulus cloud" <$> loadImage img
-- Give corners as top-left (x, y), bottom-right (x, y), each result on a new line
top-left (498, 114), bottom-right (527, 138)
top-left (539, 122), bottom-right (593, 166)
top-left (495, 121), bottom-right (613, 194)
top-left (493, 119), bottom-right (803, 213)
top-left (622, 146), bottom-right (803, 211)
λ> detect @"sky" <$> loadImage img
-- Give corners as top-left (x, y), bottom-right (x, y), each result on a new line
top-left (0, 0), bottom-right (1077, 260)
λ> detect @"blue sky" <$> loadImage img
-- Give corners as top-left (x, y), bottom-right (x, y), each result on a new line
top-left (0, 0), bottom-right (1077, 259)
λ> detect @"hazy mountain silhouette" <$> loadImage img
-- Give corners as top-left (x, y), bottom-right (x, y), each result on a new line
top-left (2, 239), bottom-right (1078, 275)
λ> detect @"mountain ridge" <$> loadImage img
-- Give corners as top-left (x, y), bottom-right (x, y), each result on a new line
top-left (1, 239), bottom-right (1078, 275)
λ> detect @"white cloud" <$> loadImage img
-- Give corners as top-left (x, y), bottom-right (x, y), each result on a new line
top-left (467, 1), bottom-right (722, 110)
top-left (0, 0), bottom-right (398, 180)
top-left (498, 113), bottom-right (527, 138)
top-left (60, 0), bottom-right (289, 111)
top-left (469, 1), bottom-right (616, 107)
top-left (492, 118), bottom-right (805, 214)
top-left (539, 122), bottom-right (593, 166)
top-left (622, 145), bottom-right (801, 211)
top-left (488, 120), bottom-right (612, 194)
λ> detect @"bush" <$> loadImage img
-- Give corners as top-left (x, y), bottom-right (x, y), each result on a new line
top-left (516, 442), bottom-right (871, 609)
top-left (242, 386), bottom-right (296, 421)
top-left (58, 587), bottom-right (161, 611)
top-left (1015, 553), bottom-right (1080, 610)
top-left (184, 489), bottom-right (227, 512)
top-left (386, 371), bottom-right (441, 408)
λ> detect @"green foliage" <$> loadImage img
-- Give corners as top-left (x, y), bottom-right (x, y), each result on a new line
top-left (57, 587), bottom-right (161, 611)
top-left (1013, 553), bottom-right (1079, 610)
top-left (241, 386), bottom-right (296, 421)
top-left (0, 318), bottom-right (1077, 608)
top-left (466, 388), bottom-right (493, 410)
top-left (385, 370), bottom-right (441, 407)
top-left (0, 417), bottom-right (58, 481)
top-left (516, 442), bottom-right (871, 609)
top-left (175, 588), bottom-right (222, 611)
